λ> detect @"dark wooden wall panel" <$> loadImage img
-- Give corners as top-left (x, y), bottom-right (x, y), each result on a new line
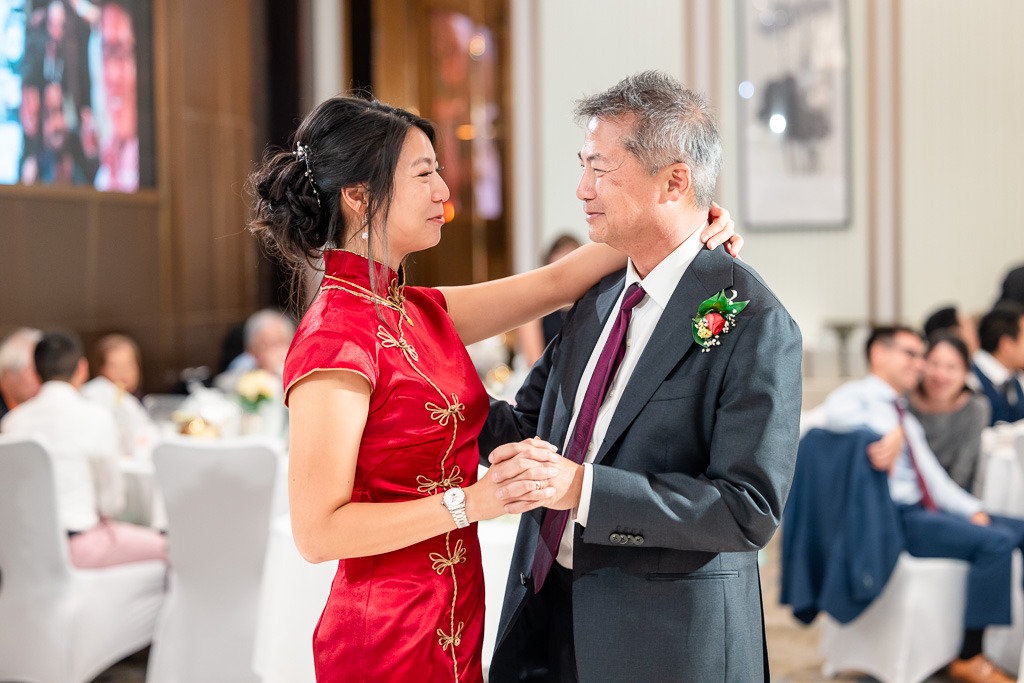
top-left (0, 0), bottom-right (263, 392)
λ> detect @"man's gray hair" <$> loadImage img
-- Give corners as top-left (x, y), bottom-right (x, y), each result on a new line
top-left (574, 71), bottom-right (722, 210)
top-left (0, 328), bottom-right (43, 372)
top-left (244, 309), bottom-right (295, 349)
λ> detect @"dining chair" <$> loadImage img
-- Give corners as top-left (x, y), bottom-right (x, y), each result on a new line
top-left (819, 552), bottom-right (970, 683)
top-left (146, 436), bottom-right (278, 683)
top-left (0, 435), bottom-right (166, 683)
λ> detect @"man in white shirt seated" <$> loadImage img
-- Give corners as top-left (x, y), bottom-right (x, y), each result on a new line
top-left (0, 327), bottom-right (42, 421)
top-left (970, 303), bottom-right (1024, 426)
top-left (0, 331), bottom-right (166, 569)
top-left (822, 326), bottom-right (1024, 683)
top-left (81, 333), bottom-right (158, 459)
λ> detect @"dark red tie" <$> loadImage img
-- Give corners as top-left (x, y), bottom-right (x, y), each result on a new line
top-left (531, 283), bottom-right (647, 593)
top-left (893, 400), bottom-right (938, 512)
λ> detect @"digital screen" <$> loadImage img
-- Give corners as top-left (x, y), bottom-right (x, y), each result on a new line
top-left (0, 0), bottom-right (153, 191)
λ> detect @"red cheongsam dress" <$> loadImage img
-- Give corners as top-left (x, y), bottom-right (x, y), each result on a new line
top-left (283, 250), bottom-right (489, 683)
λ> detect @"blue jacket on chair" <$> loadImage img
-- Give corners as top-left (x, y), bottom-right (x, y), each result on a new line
top-left (781, 428), bottom-right (904, 624)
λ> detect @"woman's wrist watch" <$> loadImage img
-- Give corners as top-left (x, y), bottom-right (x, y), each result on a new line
top-left (442, 487), bottom-right (470, 528)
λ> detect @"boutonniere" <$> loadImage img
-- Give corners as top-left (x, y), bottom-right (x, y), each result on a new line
top-left (692, 290), bottom-right (749, 352)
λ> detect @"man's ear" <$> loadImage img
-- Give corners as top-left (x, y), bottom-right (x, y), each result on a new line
top-left (72, 358), bottom-right (89, 388)
top-left (664, 162), bottom-right (692, 202)
top-left (340, 184), bottom-right (369, 218)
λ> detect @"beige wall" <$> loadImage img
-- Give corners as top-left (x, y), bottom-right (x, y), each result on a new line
top-left (899, 0), bottom-right (1024, 325)
top-left (517, 0), bottom-right (1024, 354)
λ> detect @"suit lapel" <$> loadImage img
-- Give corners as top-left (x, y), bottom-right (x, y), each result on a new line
top-left (551, 273), bottom-right (625, 448)
top-left (593, 249), bottom-right (735, 466)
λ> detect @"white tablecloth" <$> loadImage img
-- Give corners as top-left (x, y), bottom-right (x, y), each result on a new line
top-left (976, 424), bottom-right (1024, 518)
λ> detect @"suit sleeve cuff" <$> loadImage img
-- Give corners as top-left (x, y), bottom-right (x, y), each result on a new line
top-left (574, 463), bottom-right (595, 527)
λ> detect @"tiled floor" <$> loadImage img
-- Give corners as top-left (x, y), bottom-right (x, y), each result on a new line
top-left (94, 536), bottom-right (961, 683)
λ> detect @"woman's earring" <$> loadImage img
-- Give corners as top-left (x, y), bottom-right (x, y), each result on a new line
top-left (361, 214), bottom-right (369, 240)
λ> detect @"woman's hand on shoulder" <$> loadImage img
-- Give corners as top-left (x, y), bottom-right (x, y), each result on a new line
top-left (701, 202), bottom-right (744, 258)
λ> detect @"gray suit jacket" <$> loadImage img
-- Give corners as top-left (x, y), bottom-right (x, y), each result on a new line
top-left (480, 246), bottom-right (802, 682)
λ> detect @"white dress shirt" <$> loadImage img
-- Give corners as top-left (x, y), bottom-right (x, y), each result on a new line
top-left (821, 374), bottom-right (983, 518)
top-left (81, 376), bottom-right (158, 460)
top-left (0, 381), bottom-right (125, 532)
top-left (557, 227), bottom-right (705, 569)
top-left (969, 349), bottom-right (1022, 407)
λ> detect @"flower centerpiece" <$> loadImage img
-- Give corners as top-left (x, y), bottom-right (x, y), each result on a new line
top-left (236, 369), bottom-right (277, 413)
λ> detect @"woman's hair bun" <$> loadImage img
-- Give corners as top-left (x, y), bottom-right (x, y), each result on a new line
top-left (248, 148), bottom-right (328, 265)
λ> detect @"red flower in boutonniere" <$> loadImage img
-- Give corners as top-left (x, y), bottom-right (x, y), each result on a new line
top-left (692, 290), bottom-right (749, 352)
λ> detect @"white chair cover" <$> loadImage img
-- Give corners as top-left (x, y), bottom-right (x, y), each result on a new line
top-left (252, 515), bottom-right (335, 683)
top-left (146, 437), bottom-right (278, 683)
top-left (820, 553), bottom-right (970, 683)
top-left (0, 435), bottom-right (165, 683)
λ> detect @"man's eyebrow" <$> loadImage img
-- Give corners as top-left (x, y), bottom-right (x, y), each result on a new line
top-left (577, 152), bottom-right (607, 163)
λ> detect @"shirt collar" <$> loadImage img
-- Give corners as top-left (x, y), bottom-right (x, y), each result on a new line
top-left (865, 373), bottom-right (903, 404)
top-left (36, 380), bottom-right (79, 402)
top-left (625, 225), bottom-right (706, 311)
top-left (973, 350), bottom-right (1012, 385)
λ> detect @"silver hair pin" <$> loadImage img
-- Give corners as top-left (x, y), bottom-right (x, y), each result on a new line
top-left (294, 141), bottom-right (321, 207)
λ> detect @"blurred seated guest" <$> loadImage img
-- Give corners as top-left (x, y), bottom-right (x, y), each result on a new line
top-left (516, 234), bottom-right (581, 367)
top-left (215, 309), bottom-right (295, 393)
top-left (0, 331), bottom-right (166, 569)
top-left (924, 305), bottom-right (981, 356)
top-left (81, 333), bottom-right (158, 459)
top-left (0, 327), bottom-right (43, 420)
top-left (970, 303), bottom-right (1024, 426)
top-left (999, 265), bottom-right (1024, 307)
top-left (909, 334), bottom-right (990, 491)
top-left (822, 326), bottom-right (1024, 683)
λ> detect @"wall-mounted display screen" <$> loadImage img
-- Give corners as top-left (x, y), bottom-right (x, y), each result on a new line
top-left (0, 0), bottom-right (154, 191)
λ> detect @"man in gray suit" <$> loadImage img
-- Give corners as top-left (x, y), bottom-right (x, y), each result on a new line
top-left (482, 72), bottom-right (803, 682)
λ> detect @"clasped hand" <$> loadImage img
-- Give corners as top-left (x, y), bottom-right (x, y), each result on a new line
top-left (486, 438), bottom-right (585, 515)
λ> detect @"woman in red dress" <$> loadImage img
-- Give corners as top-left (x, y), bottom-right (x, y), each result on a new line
top-left (248, 96), bottom-right (739, 682)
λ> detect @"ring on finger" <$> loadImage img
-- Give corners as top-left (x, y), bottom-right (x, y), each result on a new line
top-left (534, 480), bottom-right (543, 491)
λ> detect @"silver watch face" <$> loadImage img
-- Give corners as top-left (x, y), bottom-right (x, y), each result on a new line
top-left (443, 487), bottom-right (465, 507)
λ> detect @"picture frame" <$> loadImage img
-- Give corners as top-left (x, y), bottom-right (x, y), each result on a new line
top-left (736, 0), bottom-right (851, 231)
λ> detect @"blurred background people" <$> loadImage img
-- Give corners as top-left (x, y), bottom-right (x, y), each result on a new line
top-left (923, 305), bottom-right (981, 357)
top-left (81, 333), bottom-right (157, 459)
top-left (215, 308), bottom-right (295, 394)
top-left (0, 327), bottom-right (43, 420)
top-left (909, 333), bottom-right (990, 492)
top-left (94, 0), bottom-right (137, 192)
top-left (515, 233), bottom-right (581, 367)
top-left (971, 303), bottom-right (1024, 426)
top-left (999, 265), bottom-right (1024, 308)
top-left (0, 330), bottom-right (165, 568)
top-left (821, 326), bottom-right (1024, 682)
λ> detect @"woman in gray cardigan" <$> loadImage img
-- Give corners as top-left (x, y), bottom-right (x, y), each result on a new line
top-left (909, 333), bottom-right (991, 491)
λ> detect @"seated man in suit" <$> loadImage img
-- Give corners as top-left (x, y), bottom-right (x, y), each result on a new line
top-left (970, 303), bottom-right (1024, 425)
top-left (822, 325), bottom-right (1024, 683)
top-left (0, 331), bottom-right (166, 569)
top-left (0, 327), bottom-right (43, 421)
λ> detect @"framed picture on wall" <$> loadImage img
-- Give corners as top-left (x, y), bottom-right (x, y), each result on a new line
top-left (736, 0), bottom-right (850, 230)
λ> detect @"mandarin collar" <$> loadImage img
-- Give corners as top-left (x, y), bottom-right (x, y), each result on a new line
top-left (322, 249), bottom-right (404, 297)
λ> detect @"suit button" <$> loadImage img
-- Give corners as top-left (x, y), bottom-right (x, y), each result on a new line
top-left (635, 535), bottom-right (644, 545)
top-left (610, 533), bottom-right (621, 543)
top-left (626, 535), bottom-right (635, 544)
top-left (520, 572), bottom-right (527, 586)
